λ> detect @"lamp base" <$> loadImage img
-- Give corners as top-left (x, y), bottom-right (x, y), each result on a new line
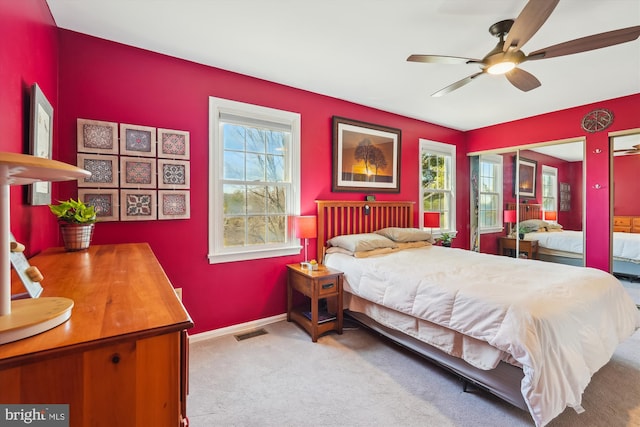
top-left (0, 297), bottom-right (73, 345)
top-left (300, 261), bottom-right (318, 270)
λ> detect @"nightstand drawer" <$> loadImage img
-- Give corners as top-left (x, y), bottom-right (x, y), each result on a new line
top-left (318, 278), bottom-right (338, 296)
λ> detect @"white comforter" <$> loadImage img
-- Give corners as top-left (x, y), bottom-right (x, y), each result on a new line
top-left (325, 246), bottom-right (639, 427)
top-left (525, 230), bottom-right (640, 262)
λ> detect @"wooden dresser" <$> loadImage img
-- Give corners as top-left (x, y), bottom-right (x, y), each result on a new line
top-left (613, 216), bottom-right (640, 233)
top-left (0, 243), bottom-right (193, 427)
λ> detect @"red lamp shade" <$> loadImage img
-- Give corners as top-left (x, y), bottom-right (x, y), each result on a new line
top-left (503, 210), bottom-right (516, 223)
top-left (544, 211), bottom-right (557, 221)
top-left (423, 212), bottom-right (440, 228)
top-left (295, 216), bottom-right (317, 239)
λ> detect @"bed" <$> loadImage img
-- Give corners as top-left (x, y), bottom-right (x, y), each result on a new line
top-left (507, 203), bottom-right (640, 278)
top-left (316, 200), bottom-right (639, 427)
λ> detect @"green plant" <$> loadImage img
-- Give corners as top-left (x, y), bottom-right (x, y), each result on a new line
top-left (437, 232), bottom-right (452, 246)
top-left (49, 198), bottom-right (97, 224)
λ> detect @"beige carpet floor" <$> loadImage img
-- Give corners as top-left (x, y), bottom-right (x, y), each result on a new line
top-left (187, 319), bottom-right (639, 427)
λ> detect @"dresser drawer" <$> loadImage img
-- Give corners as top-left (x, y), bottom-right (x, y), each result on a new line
top-left (614, 216), bottom-right (631, 227)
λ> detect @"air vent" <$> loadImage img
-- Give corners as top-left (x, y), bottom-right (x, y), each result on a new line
top-left (234, 328), bottom-right (268, 341)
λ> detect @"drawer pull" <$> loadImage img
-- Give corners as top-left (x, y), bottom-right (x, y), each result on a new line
top-left (321, 283), bottom-right (334, 290)
top-left (111, 354), bottom-right (121, 364)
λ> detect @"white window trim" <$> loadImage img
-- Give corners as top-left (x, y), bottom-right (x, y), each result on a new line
top-left (478, 153), bottom-right (503, 234)
top-left (419, 139), bottom-right (456, 238)
top-left (208, 97), bottom-right (301, 264)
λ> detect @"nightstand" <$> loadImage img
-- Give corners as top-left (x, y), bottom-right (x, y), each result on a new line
top-left (498, 236), bottom-right (539, 259)
top-left (286, 264), bottom-right (343, 342)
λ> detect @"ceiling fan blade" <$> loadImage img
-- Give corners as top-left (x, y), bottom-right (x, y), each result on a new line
top-left (407, 54), bottom-right (482, 65)
top-left (527, 26), bottom-right (640, 60)
top-left (505, 68), bottom-right (541, 92)
top-left (503, 0), bottom-right (559, 51)
top-left (431, 72), bottom-right (484, 97)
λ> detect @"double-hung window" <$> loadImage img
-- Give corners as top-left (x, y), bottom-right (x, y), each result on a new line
top-left (478, 154), bottom-right (503, 233)
top-left (542, 165), bottom-right (558, 213)
top-left (208, 97), bottom-right (301, 263)
top-left (420, 139), bottom-right (456, 236)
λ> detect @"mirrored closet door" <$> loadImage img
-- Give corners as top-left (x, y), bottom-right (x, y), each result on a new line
top-left (470, 140), bottom-right (584, 265)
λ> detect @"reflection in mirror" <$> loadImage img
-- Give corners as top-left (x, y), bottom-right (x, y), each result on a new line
top-left (473, 141), bottom-right (584, 266)
top-left (612, 133), bottom-right (640, 306)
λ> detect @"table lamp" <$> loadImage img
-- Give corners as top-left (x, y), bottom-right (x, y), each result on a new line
top-left (295, 215), bottom-right (317, 266)
top-left (423, 212), bottom-right (440, 235)
top-left (503, 209), bottom-right (517, 236)
top-left (544, 211), bottom-right (557, 223)
top-left (0, 152), bottom-right (90, 344)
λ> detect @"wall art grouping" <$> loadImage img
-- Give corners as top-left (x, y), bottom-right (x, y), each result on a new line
top-left (76, 118), bottom-right (191, 222)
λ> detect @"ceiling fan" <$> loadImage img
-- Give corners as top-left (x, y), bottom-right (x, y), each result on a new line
top-left (614, 144), bottom-right (640, 155)
top-left (407, 0), bottom-right (640, 97)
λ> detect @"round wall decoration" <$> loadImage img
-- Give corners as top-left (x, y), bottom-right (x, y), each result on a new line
top-left (581, 108), bottom-right (614, 133)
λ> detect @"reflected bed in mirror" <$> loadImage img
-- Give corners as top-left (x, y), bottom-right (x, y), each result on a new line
top-left (509, 202), bottom-right (640, 283)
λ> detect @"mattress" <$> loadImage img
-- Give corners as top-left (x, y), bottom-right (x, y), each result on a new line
top-left (325, 246), bottom-right (639, 426)
top-left (524, 230), bottom-right (640, 263)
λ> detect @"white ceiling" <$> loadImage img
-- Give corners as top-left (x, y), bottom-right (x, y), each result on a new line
top-left (46, 0), bottom-right (640, 132)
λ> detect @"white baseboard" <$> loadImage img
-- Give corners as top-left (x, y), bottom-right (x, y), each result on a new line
top-left (188, 313), bottom-right (287, 343)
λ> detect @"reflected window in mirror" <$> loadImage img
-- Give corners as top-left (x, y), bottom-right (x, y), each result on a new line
top-left (542, 165), bottom-right (558, 213)
top-left (478, 154), bottom-right (503, 233)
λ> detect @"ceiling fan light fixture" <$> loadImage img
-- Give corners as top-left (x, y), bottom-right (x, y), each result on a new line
top-left (487, 61), bottom-right (516, 75)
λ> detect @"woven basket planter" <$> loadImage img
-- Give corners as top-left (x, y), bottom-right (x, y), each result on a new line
top-left (59, 223), bottom-right (95, 251)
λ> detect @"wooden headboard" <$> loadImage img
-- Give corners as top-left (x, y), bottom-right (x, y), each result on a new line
top-left (505, 203), bottom-right (542, 222)
top-left (316, 200), bottom-right (414, 261)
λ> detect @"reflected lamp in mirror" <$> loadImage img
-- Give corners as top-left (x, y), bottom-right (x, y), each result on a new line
top-left (543, 211), bottom-right (557, 223)
top-left (503, 210), bottom-right (517, 236)
top-left (295, 215), bottom-right (317, 265)
top-left (423, 212), bottom-right (440, 235)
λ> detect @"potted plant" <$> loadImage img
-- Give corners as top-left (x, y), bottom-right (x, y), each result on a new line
top-left (437, 232), bottom-right (452, 247)
top-left (517, 224), bottom-right (530, 240)
top-left (49, 198), bottom-right (97, 251)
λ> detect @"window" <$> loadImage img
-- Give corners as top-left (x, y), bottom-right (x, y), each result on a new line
top-left (478, 154), bottom-right (503, 233)
top-left (542, 165), bottom-right (558, 213)
top-left (208, 97), bottom-right (300, 263)
top-left (420, 139), bottom-right (456, 236)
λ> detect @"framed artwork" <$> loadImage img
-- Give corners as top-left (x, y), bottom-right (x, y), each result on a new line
top-left (332, 116), bottom-right (401, 193)
top-left (77, 119), bottom-right (118, 154)
top-left (28, 83), bottom-right (54, 205)
top-left (158, 159), bottom-right (190, 189)
top-left (120, 156), bottom-right (157, 188)
top-left (158, 128), bottom-right (190, 159)
top-left (78, 189), bottom-right (119, 222)
top-left (514, 156), bottom-right (537, 198)
top-left (120, 123), bottom-right (157, 157)
top-left (158, 190), bottom-right (190, 220)
top-left (77, 154), bottom-right (119, 188)
top-left (120, 190), bottom-right (157, 221)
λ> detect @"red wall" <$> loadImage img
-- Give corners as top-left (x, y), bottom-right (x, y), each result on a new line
top-left (56, 30), bottom-right (467, 334)
top-left (467, 94), bottom-right (640, 271)
top-left (614, 155), bottom-right (640, 215)
top-left (0, 1), bottom-right (59, 256)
